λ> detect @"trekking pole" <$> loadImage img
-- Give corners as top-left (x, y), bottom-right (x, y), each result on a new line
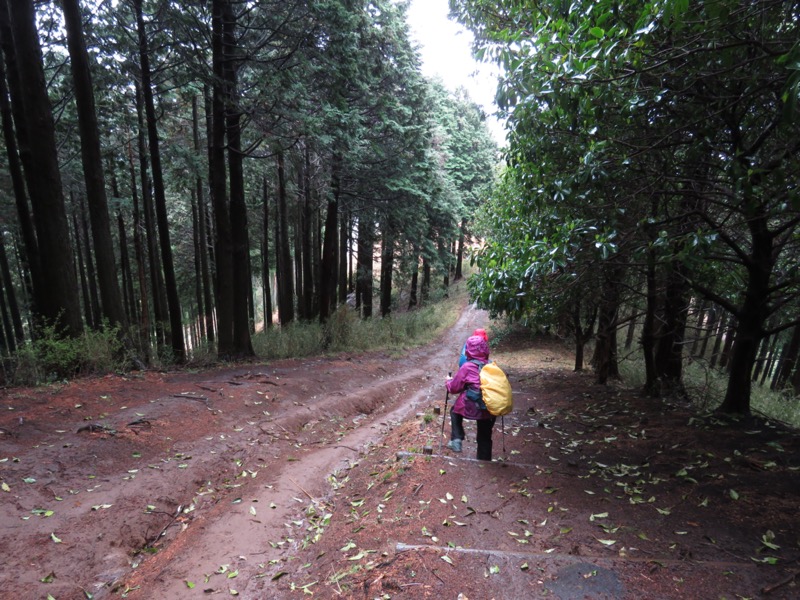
top-left (438, 373), bottom-right (451, 454)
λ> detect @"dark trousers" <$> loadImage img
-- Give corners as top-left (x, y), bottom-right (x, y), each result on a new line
top-left (450, 409), bottom-right (496, 461)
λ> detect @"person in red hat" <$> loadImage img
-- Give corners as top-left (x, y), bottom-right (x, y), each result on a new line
top-left (458, 328), bottom-right (488, 367)
top-left (446, 334), bottom-right (495, 459)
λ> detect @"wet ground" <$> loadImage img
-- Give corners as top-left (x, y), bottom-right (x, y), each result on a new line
top-left (1, 303), bottom-right (798, 599)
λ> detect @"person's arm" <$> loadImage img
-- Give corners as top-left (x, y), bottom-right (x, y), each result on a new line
top-left (446, 364), bottom-right (471, 394)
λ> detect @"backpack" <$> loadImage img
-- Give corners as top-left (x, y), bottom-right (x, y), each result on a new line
top-left (466, 360), bottom-right (513, 416)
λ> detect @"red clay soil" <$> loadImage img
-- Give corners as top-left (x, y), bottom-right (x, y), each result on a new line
top-left (1, 304), bottom-right (798, 600)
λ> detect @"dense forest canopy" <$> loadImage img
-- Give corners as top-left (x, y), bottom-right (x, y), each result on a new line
top-left (0, 0), bottom-right (498, 374)
top-left (452, 0), bottom-right (800, 415)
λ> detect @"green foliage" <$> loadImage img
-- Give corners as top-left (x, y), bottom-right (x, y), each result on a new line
top-left (454, 0), bottom-right (800, 411)
top-left (11, 323), bottom-right (124, 385)
top-left (252, 289), bottom-right (464, 360)
top-left (619, 354), bottom-right (800, 428)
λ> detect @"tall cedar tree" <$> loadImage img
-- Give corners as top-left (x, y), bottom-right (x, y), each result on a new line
top-left (4, 0), bottom-right (83, 337)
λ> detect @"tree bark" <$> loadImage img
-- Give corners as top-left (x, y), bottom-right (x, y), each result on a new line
top-left (72, 212), bottom-right (93, 329)
top-left (117, 213), bottom-right (138, 326)
top-left (6, 0), bottom-right (83, 336)
top-left (356, 212), bottom-right (373, 319)
top-left (718, 210), bottom-right (774, 415)
top-left (641, 245), bottom-right (658, 396)
top-left (134, 0), bottom-right (184, 361)
top-left (319, 153), bottom-right (340, 323)
top-left (127, 140), bottom-right (151, 363)
top-left (772, 324), bottom-right (800, 390)
top-left (0, 235), bottom-right (23, 344)
top-left (338, 208), bottom-right (349, 306)
top-left (594, 263), bottom-right (622, 385)
top-left (191, 197), bottom-right (206, 341)
top-left (653, 260), bottom-right (690, 396)
top-left (193, 95), bottom-right (214, 343)
top-left (301, 143), bottom-right (315, 320)
top-left (261, 178), bottom-right (273, 328)
top-left (454, 217), bottom-right (466, 281)
top-left (276, 149), bottom-right (295, 324)
top-left (0, 0), bottom-right (40, 315)
top-left (222, 0), bottom-right (254, 357)
top-left (135, 81), bottom-right (167, 352)
top-left (63, 0), bottom-right (126, 330)
top-left (209, 0), bottom-right (234, 356)
top-left (379, 223), bottom-right (394, 318)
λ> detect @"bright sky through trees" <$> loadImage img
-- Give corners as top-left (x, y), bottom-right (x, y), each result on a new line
top-left (406, 0), bottom-right (505, 145)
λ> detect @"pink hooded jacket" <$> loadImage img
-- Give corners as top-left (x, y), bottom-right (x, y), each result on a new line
top-left (446, 335), bottom-right (492, 420)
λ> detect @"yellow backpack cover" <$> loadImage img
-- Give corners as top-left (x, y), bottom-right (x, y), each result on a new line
top-left (479, 361), bottom-right (513, 416)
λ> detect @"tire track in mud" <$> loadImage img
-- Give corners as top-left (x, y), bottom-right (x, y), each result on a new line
top-left (120, 304), bottom-right (488, 599)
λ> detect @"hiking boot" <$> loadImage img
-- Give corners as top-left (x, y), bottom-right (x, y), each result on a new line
top-left (446, 439), bottom-right (462, 452)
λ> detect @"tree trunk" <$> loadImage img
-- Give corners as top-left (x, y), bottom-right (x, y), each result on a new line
top-left (356, 212), bottom-right (373, 319)
top-left (408, 251), bottom-right (418, 310)
top-left (209, 0), bottom-right (234, 356)
top-left (135, 81), bottom-right (167, 352)
top-left (191, 197), bottom-right (206, 341)
top-left (379, 224), bottom-right (394, 318)
top-left (641, 246), bottom-right (658, 396)
top-left (751, 331), bottom-right (772, 383)
top-left (338, 208), bottom-right (349, 306)
top-left (73, 212), bottom-right (93, 329)
top-left (7, 0), bottom-right (82, 336)
top-left (294, 206), bottom-right (304, 319)
top-left (117, 213), bottom-right (138, 326)
top-left (0, 235), bottom-right (23, 344)
top-left (318, 154), bottom-right (340, 323)
top-left (193, 95), bottom-right (214, 343)
top-left (222, 0), bottom-right (253, 356)
top-left (421, 254), bottom-right (431, 304)
top-left (772, 324), bottom-right (800, 390)
top-left (760, 331), bottom-right (781, 385)
top-left (689, 300), bottom-right (708, 358)
top-left (301, 144), bottom-right (314, 320)
top-left (594, 263), bottom-right (622, 385)
top-left (63, 0), bottom-right (126, 330)
top-left (261, 178), bottom-right (273, 328)
top-left (718, 211), bottom-right (774, 415)
top-left (719, 317), bottom-right (737, 371)
top-left (0, 0), bottom-right (41, 315)
top-left (653, 260), bottom-right (690, 395)
top-left (79, 198), bottom-right (101, 329)
top-left (698, 306), bottom-right (718, 360)
top-left (127, 141), bottom-right (151, 363)
top-left (0, 268), bottom-right (13, 354)
top-left (135, 0), bottom-right (183, 361)
top-left (276, 149), bottom-right (295, 324)
top-left (454, 217), bottom-right (466, 280)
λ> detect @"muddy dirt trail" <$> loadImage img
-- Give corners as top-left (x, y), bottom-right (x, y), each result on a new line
top-left (0, 303), bottom-right (489, 600)
top-left (3, 300), bottom-right (799, 600)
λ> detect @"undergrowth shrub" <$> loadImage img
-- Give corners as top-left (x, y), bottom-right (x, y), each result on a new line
top-left (618, 354), bottom-right (800, 428)
top-left (251, 288), bottom-right (465, 359)
top-left (11, 323), bottom-right (124, 385)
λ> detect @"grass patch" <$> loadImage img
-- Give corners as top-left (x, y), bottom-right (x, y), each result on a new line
top-left (618, 354), bottom-right (800, 428)
top-left (252, 283), bottom-right (467, 360)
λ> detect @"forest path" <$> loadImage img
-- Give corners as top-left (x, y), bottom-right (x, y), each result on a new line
top-left (0, 298), bottom-right (488, 600)
top-left (123, 301), bottom-right (489, 598)
top-left (2, 300), bottom-right (798, 600)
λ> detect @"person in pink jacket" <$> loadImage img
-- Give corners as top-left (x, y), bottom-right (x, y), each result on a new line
top-left (446, 334), bottom-right (496, 460)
